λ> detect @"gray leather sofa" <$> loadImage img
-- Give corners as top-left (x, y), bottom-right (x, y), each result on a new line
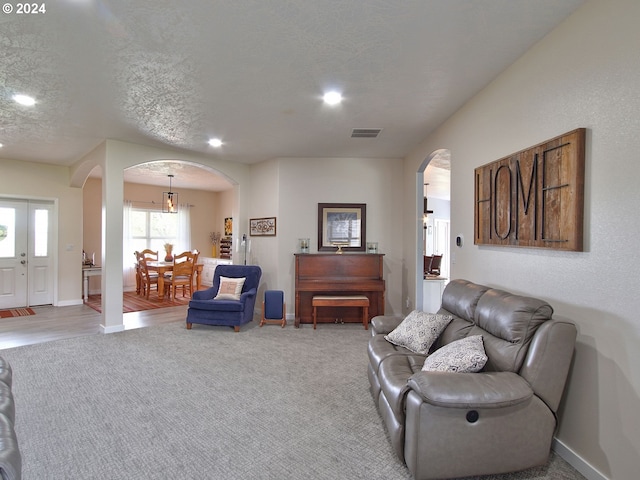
top-left (0, 356), bottom-right (20, 480)
top-left (368, 279), bottom-right (577, 480)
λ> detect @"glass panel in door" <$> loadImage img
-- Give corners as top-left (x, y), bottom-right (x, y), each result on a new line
top-left (28, 203), bottom-right (54, 306)
top-left (0, 201), bottom-right (28, 308)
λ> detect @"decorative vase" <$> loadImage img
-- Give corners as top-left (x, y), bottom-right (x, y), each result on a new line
top-left (212, 245), bottom-right (217, 258)
top-left (164, 245), bottom-right (173, 262)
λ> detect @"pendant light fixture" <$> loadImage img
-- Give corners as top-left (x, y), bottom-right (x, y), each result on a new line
top-left (163, 174), bottom-right (178, 214)
top-left (423, 183), bottom-right (433, 221)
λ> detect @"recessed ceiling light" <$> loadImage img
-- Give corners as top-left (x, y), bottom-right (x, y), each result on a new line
top-left (208, 138), bottom-right (223, 148)
top-left (323, 91), bottom-right (343, 106)
top-left (12, 94), bottom-right (36, 106)
top-left (0, 143), bottom-right (3, 148)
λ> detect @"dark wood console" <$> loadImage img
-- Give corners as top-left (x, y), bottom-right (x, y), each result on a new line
top-left (294, 253), bottom-right (385, 327)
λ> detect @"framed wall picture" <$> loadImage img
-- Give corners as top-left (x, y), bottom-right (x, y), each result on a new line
top-left (224, 217), bottom-right (233, 236)
top-left (249, 217), bottom-right (277, 236)
top-left (317, 203), bottom-right (366, 252)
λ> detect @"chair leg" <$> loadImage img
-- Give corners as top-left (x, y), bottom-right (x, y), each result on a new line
top-left (186, 322), bottom-right (192, 329)
top-left (234, 326), bottom-right (240, 332)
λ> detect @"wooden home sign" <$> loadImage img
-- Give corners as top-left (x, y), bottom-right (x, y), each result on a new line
top-left (474, 128), bottom-right (585, 251)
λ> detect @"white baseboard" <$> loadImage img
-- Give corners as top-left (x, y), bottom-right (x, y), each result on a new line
top-left (57, 299), bottom-right (84, 307)
top-left (100, 324), bottom-right (125, 334)
top-left (553, 437), bottom-right (608, 480)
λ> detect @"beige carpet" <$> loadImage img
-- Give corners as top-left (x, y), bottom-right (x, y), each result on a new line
top-left (1, 322), bottom-right (586, 480)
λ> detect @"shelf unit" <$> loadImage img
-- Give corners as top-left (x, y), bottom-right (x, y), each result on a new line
top-left (219, 237), bottom-right (232, 259)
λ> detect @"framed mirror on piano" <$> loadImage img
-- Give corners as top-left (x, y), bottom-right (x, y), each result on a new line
top-left (317, 203), bottom-right (366, 252)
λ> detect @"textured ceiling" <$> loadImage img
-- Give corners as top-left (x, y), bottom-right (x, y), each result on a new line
top-left (1, 0), bottom-right (583, 192)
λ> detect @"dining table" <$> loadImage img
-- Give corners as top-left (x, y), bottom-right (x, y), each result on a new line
top-left (139, 261), bottom-right (204, 300)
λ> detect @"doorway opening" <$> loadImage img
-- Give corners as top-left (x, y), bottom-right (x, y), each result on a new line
top-left (81, 160), bottom-right (236, 312)
top-left (415, 150), bottom-right (450, 312)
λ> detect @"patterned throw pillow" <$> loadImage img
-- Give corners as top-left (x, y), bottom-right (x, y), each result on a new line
top-left (214, 276), bottom-right (246, 300)
top-left (422, 335), bottom-right (488, 373)
top-left (384, 310), bottom-right (453, 354)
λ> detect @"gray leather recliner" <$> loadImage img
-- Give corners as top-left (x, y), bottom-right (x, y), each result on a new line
top-left (0, 356), bottom-right (21, 480)
top-left (368, 279), bottom-right (577, 480)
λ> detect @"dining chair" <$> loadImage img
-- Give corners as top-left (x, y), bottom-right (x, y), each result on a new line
top-left (172, 250), bottom-right (199, 265)
top-left (429, 254), bottom-right (442, 275)
top-left (424, 255), bottom-right (433, 278)
top-left (138, 257), bottom-right (161, 300)
top-left (165, 253), bottom-right (196, 300)
top-left (135, 250), bottom-right (159, 295)
top-left (140, 249), bottom-right (158, 261)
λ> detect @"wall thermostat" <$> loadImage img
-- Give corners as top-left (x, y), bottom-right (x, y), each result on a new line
top-left (456, 235), bottom-right (463, 247)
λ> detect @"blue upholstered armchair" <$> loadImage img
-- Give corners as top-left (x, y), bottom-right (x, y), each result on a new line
top-left (186, 265), bottom-right (262, 332)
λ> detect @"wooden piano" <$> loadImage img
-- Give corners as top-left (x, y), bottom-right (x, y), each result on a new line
top-left (294, 253), bottom-right (385, 327)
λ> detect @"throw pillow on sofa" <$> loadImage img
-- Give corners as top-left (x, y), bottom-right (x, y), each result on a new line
top-left (214, 276), bottom-right (246, 300)
top-left (422, 335), bottom-right (488, 373)
top-left (384, 310), bottom-right (453, 354)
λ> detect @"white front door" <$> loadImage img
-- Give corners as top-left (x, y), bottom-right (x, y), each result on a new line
top-left (0, 199), bottom-right (54, 308)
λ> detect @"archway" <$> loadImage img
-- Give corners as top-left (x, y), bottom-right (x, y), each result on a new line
top-left (81, 159), bottom-right (236, 301)
top-left (415, 149), bottom-right (450, 312)
top-left (72, 142), bottom-right (248, 332)
top-left (121, 160), bottom-right (236, 291)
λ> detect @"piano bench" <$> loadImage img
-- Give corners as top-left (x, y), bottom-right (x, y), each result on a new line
top-left (311, 295), bottom-right (370, 330)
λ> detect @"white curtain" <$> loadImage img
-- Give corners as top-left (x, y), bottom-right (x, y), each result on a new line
top-left (123, 201), bottom-right (135, 287)
top-left (177, 203), bottom-right (192, 253)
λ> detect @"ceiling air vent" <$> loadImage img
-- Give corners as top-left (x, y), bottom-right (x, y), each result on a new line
top-left (351, 128), bottom-right (382, 138)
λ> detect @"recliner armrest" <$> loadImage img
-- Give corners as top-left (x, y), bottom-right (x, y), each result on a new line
top-left (407, 371), bottom-right (533, 409)
top-left (370, 315), bottom-right (404, 335)
top-left (0, 412), bottom-right (21, 480)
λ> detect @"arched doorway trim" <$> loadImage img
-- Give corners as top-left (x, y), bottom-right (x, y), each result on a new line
top-left (415, 149), bottom-right (450, 310)
top-left (72, 140), bottom-right (250, 333)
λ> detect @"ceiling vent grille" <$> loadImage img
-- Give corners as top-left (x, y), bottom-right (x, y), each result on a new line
top-left (351, 128), bottom-right (382, 138)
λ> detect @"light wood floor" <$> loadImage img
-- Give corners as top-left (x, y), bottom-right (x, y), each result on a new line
top-left (0, 303), bottom-right (188, 350)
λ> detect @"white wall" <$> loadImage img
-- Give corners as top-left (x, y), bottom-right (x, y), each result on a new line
top-left (403, 0), bottom-right (640, 478)
top-left (249, 157), bottom-right (404, 317)
top-left (0, 158), bottom-right (83, 305)
top-left (246, 159), bottom-right (280, 300)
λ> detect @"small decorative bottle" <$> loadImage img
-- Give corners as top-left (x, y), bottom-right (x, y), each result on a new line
top-left (299, 238), bottom-right (310, 254)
